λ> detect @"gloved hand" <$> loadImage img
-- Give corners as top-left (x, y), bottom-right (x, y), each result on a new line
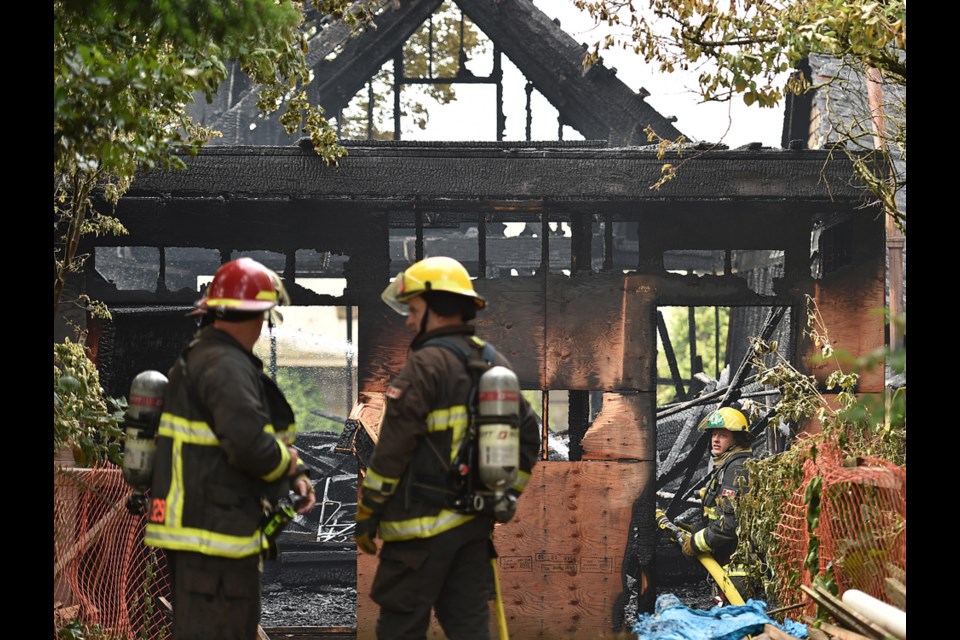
top-left (680, 532), bottom-right (697, 557)
top-left (355, 490), bottom-right (386, 555)
top-left (493, 490), bottom-right (520, 524)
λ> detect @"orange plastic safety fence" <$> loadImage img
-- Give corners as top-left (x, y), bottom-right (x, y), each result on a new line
top-left (771, 440), bottom-right (906, 617)
top-left (54, 464), bottom-right (171, 639)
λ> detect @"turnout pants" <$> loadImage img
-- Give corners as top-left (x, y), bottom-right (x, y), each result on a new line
top-left (168, 550), bottom-right (262, 640)
top-left (371, 516), bottom-right (495, 640)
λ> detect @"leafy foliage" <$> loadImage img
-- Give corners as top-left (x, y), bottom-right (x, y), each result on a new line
top-left (733, 297), bottom-right (905, 607)
top-left (56, 619), bottom-right (118, 640)
top-left (275, 366), bottom-right (346, 433)
top-left (574, 0), bottom-right (904, 107)
top-left (53, 1), bottom-right (367, 474)
top-left (656, 306), bottom-right (730, 406)
top-left (572, 1), bottom-right (906, 232)
top-left (54, 337), bottom-right (126, 464)
top-left (54, 0), bottom-right (365, 320)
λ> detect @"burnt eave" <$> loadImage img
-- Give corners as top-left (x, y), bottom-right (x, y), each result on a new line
top-left (119, 142), bottom-right (867, 205)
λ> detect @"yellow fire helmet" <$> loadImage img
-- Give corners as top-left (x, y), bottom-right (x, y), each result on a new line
top-left (698, 407), bottom-right (749, 433)
top-left (380, 256), bottom-right (486, 316)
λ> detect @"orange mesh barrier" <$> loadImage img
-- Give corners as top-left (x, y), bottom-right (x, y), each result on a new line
top-left (771, 440), bottom-right (906, 616)
top-left (54, 464), bottom-right (171, 639)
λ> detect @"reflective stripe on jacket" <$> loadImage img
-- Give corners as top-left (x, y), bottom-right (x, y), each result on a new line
top-left (694, 449), bottom-right (751, 563)
top-left (145, 326), bottom-right (297, 559)
top-left (365, 325), bottom-right (541, 542)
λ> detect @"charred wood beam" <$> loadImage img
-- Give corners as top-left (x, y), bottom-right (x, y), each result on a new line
top-left (570, 211), bottom-right (592, 274)
top-left (122, 144), bottom-right (868, 204)
top-left (657, 387), bottom-right (781, 418)
top-left (458, 0), bottom-right (684, 143)
top-left (311, 0), bottom-right (444, 117)
top-left (687, 306), bottom-right (699, 379)
top-left (207, 0), bottom-right (439, 141)
top-left (567, 391), bottom-right (589, 461)
top-left (656, 311), bottom-right (686, 402)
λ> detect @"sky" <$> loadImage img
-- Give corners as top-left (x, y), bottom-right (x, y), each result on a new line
top-left (530, 1), bottom-right (787, 149)
top-left (393, 1), bottom-right (786, 149)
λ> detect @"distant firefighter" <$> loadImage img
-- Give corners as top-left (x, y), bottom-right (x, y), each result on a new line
top-left (682, 407), bottom-right (755, 602)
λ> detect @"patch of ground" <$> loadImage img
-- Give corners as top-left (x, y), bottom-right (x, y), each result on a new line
top-left (261, 584), bottom-right (357, 628)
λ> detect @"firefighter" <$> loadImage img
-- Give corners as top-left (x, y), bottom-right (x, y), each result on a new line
top-left (144, 257), bottom-right (316, 640)
top-left (356, 256), bottom-right (541, 640)
top-left (681, 406), bottom-right (755, 602)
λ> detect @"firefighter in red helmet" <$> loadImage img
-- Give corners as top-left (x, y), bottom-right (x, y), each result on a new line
top-left (145, 257), bottom-right (314, 640)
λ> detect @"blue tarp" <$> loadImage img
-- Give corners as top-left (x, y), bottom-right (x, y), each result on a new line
top-left (632, 594), bottom-right (809, 640)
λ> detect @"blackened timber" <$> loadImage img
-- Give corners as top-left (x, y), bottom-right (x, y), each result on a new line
top-left (207, 0), bottom-right (440, 144)
top-left (567, 391), bottom-right (589, 461)
top-left (123, 144), bottom-right (868, 204)
top-left (309, 0), bottom-right (443, 117)
top-left (458, 0), bottom-right (683, 143)
top-left (657, 311), bottom-right (686, 402)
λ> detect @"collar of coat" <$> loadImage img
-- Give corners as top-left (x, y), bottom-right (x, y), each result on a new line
top-left (711, 444), bottom-right (752, 468)
top-left (410, 323), bottom-right (476, 350)
top-left (194, 325), bottom-right (265, 369)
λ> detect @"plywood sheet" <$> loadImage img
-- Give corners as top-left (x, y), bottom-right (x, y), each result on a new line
top-left (357, 461), bottom-right (654, 639)
top-left (580, 392), bottom-right (654, 461)
top-left (544, 273), bottom-right (629, 391)
top-left (803, 259), bottom-right (886, 393)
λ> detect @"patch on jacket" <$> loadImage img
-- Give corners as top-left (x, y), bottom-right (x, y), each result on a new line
top-left (385, 385), bottom-right (404, 399)
top-left (722, 488), bottom-right (737, 498)
top-left (149, 498), bottom-right (167, 524)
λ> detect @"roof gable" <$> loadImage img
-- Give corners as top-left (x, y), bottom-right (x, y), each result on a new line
top-left (201, 0), bottom-right (683, 145)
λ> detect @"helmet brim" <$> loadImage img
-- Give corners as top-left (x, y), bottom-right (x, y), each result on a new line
top-left (380, 278), bottom-right (412, 316)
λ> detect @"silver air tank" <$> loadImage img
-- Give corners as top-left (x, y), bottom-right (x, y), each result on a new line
top-left (121, 370), bottom-right (168, 491)
top-left (477, 365), bottom-right (521, 494)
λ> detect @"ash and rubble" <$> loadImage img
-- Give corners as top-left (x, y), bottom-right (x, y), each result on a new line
top-left (262, 376), bottom-right (775, 628)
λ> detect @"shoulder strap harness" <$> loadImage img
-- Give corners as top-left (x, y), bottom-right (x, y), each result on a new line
top-left (411, 335), bottom-right (499, 514)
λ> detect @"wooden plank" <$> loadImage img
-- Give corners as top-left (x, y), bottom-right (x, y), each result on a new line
top-left (883, 578), bottom-right (906, 611)
top-left (357, 461), bottom-right (654, 639)
top-left (763, 624), bottom-right (805, 640)
top-left (799, 585), bottom-right (889, 640)
top-left (493, 462), bottom-right (653, 639)
top-left (883, 563), bottom-right (906, 585)
top-left (806, 627), bottom-right (832, 640)
top-left (545, 272), bottom-right (629, 390)
top-left (353, 392), bottom-right (387, 444)
top-left (580, 392), bottom-right (653, 461)
top-left (53, 498), bottom-right (126, 579)
top-left (807, 618), bottom-right (877, 640)
top-left (801, 218), bottom-right (886, 393)
top-left (477, 276), bottom-right (547, 389)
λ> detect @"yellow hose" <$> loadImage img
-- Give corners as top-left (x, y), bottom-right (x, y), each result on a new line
top-left (655, 509), bottom-right (746, 606)
top-left (491, 558), bottom-right (510, 640)
top-left (695, 552), bottom-right (745, 606)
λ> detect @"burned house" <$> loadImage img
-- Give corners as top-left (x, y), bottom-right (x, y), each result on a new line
top-left (68, 1), bottom-right (889, 637)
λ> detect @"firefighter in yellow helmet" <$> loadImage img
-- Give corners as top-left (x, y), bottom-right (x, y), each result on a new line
top-left (681, 406), bottom-right (755, 603)
top-left (357, 256), bottom-right (541, 639)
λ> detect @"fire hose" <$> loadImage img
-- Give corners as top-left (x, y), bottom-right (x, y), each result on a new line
top-left (491, 556), bottom-right (509, 640)
top-left (655, 509), bottom-right (746, 607)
